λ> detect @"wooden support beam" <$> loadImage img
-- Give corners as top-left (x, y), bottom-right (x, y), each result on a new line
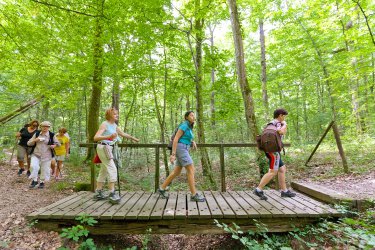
top-left (0, 96), bottom-right (44, 125)
top-left (305, 121), bottom-right (334, 166)
top-left (332, 123), bottom-right (348, 173)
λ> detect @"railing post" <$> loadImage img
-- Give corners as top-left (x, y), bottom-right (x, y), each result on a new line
top-left (155, 145), bottom-right (160, 192)
top-left (220, 145), bottom-right (226, 192)
top-left (90, 162), bottom-right (96, 192)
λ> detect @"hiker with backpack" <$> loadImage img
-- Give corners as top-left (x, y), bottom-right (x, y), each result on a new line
top-left (254, 108), bottom-right (296, 200)
top-left (93, 107), bottom-right (139, 204)
top-left (27, 121), bottom-right (60, 189)
top-left (157, 111), bottom-right (206, 202)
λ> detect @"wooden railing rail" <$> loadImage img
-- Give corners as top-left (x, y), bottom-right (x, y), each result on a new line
top-left (79, 143), bottom-right (291, 192)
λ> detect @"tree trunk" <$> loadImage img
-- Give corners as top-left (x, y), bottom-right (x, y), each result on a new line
top-left (188, 0), bottom-right (216, 187)
top-left (86, 3), bottom-right (104, 161)
top-left (208, 24), bottom-right (216, 128)
top-left (227, 0), bottom-right (263, 176)
top-left (227, 0), bottom-right (259, 140)
top-left (259, 18), bottom-right (269, 119)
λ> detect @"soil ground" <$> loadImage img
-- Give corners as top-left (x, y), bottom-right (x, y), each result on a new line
top-left (0, 149), bottom-right (373, 249)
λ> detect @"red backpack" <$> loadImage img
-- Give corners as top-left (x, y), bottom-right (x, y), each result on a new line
top-left (256, 123), bottom-right (283, 153)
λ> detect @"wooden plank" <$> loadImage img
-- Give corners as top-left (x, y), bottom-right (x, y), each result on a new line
top-left (228, 191), bottom-right (260, 218)
top-left (57, 192), bottom-right (98, 219)
top-left (289, 193), bottom-right (331, 216)
top-left (220, 192), bottom-right (248, 218)
top-left (37, 192), bottom-right (93, 219)
top-left (100, 192), bottom-right (135, 220)
top-left (211, 191), bottom-right (235, 218)
top-left (245, 191), bottom-right (287, 217)
top-left (64, 193), bottom-right (108, 219)
top-left (268, 190), bottom-right (319, 217)
top-left (186, 193), bottom-right (200, 219)
top-left (196, 193), bottom-right (211, 219)
top-left (237, 191), bottom-right (272, 218)
top-left (294, 191), bottom-right (341, 216)
top-left (125, 192), bottom-right (152, 220)
top-left (203, 191), bottom-right (222, 219)
top-left (150, 194), bottom-right (168, 220)
top-left (27, 192), bottom-right (81, 219)
top-left (291, 182), bottom-right (350, 204)
top-left (138, 193), bottom-right (160, 220)
top-left (112, 191), bottom-right (143, 219)
top-left (163, 191), bottom-right (177, 220)
top-left (175, 191), bottom-right (187, 219)
top-left (257, 191), bottom-right (297, 217)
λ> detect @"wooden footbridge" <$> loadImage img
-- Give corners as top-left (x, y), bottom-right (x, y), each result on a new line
top-left (27, 190), bottom-right (343, 234)
top-left (27, 143), bottom-right (344, 234)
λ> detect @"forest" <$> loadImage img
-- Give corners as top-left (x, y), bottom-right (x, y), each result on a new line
top-left (0, 0), bottom-right (374, 249)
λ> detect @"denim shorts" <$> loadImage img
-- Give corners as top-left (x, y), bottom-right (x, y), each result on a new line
top-left (176, 143), bottom-right (193, 167)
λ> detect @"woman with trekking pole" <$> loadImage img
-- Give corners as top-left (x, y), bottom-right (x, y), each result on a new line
top-left (93, 107), bottom-right (139, 204)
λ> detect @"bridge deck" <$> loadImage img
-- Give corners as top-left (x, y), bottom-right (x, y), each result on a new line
top-left (27, 190), bottom-right (344, 234)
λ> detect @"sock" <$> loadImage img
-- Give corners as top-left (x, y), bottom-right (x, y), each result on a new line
top-left (281, 189), bottom-right (288, 192)
top-left (256, 187), bottom-right (262, 192)
top-left (110, 189), bottom-right (115, 193)
top-left (159, 187), bottom-right (165, 191)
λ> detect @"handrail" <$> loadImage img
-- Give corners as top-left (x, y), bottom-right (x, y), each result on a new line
top-left (79, 143), bottom-right (291, 192)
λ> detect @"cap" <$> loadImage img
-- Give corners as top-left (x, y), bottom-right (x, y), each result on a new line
top-left (40, 121), bottom-right (52, 127)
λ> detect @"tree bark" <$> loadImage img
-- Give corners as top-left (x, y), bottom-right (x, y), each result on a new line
top-left (86, 1), bottom-right (105, 161)
top-left (208, 24), bottom-right (216, 127)
top-left (227, 0), bottom-right (259, 140)
top-left (259, 18), bottom-right (269, 119)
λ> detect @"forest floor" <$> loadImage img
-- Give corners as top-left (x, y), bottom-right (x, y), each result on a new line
top-left (0, 148), bottom-right (374, 249)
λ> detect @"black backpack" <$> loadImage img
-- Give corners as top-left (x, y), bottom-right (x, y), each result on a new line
top-left (167, 126), bottom-right (180, 150)
top-left (29, 130), bottom-right (56, 157)
top-left (256, 122), bottom-right (283, 153)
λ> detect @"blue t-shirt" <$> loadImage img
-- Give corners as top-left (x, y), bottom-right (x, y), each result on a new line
top-left (178, 121), bottom-right (194, 145)
top-left (101, 121), bottom-right (119, 144)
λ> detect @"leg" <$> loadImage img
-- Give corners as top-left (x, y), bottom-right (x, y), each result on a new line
top-left (258, 169), bottom-right (278, 189)
top-left (185, 164), bottom-right (196, 195)
top-left (29, 155), bottom-right (40, 181)
top-left (55, 160), bottom-right (63, 178)
top-left (278, 166), bottom-right (287, 191)
top-left (40, 160), bottom-right (52, 182)
top-left (50, 158), bottom-right (56, 177)
top-left (17, 145), bottom-right (26, 175)
top-left (160, 166), bottom-right (182, 189)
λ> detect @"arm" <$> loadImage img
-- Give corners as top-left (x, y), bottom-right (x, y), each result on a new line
top-left (116, 127), bottom-right (139, 142)
top-left (170, 130), bottom-right (184, 163)
top-left (50, 135), bottom-right (61, 149)
top-left (27, 134), bottom-right (38, 146)
top-left (278, 122), bottom-right (287, 135)
top-left (65, 139), bottom-right (70, 156)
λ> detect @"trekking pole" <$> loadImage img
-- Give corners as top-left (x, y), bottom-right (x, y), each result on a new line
top-left (113, 145), bottom-right (121, 197)
top-left (9, 138), bottom-right (18, 164)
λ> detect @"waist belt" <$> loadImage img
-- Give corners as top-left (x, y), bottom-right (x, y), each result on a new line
top-left (99, 142), bottom-right (113, 146)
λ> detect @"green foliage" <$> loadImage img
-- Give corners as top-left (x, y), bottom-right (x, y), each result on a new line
top-left (59, 214), bottom-right (97, 249)
top-left (215, 210), bottom-right (375, 249)
top-left (27, 219), bottom-right (38, 228)
top-left (214, 219), bottom-right (291, 249)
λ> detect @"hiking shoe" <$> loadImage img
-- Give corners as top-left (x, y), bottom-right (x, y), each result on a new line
top-left (157, 188), bottom-right (169, 199)
top-left (38, 182), bottom-right (45, 189)
top-left (191, 193), bottom-right (206, 202)
top-left (93, 189), bottom-right (108, 200)
top-left (17, 168), bottom-right (25, 176)
top-left (253, 189), bottom-right (268, 201)
top-left (109, 192), bottom-right (121, 205)
top-left (26, 170), bottom-right (31, 177)
top-left (281, 190), bottom-right (296, 198)
top-left (29, 180), bottom-right (38, 188)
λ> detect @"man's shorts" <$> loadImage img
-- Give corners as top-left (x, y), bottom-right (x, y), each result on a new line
top-left (265, 152), bottom-right (284, 170)
top-left (176, 143), bottom-right (193, 167)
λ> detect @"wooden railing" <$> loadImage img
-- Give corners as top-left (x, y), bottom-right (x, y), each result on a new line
top-left (79, 143), bottom-right (290, 192)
